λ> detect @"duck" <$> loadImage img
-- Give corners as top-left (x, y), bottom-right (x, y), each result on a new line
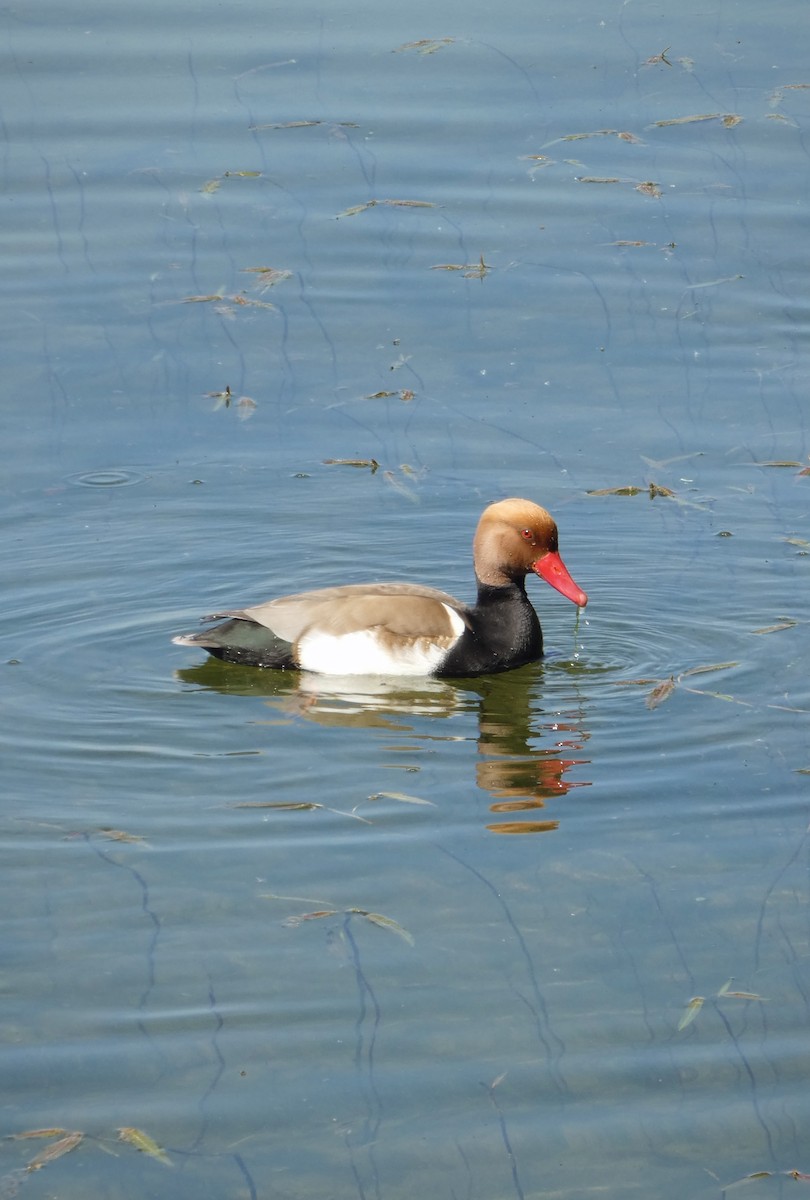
top-left (172, 497), bottom-right (587, 677)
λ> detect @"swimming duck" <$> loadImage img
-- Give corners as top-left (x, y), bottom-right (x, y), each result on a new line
top-left (172, 497), bottom-right (587, 676)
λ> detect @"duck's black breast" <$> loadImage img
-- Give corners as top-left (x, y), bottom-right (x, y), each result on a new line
top-left (436, 583), bottom-right (543, 677)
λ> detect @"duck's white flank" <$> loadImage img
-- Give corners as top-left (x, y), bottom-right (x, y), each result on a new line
top-left (295, 603), bottom-right (466, 676)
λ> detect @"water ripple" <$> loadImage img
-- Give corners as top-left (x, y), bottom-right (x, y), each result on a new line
top-left (65, 469), bottom-right (148, 488)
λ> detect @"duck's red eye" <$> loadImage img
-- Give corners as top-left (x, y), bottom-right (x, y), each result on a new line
top-left (521, 528), bottom-right (534, 541)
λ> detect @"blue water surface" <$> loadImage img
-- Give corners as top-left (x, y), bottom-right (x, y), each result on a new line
top-left (1, 0), bottom-right (809, 1197)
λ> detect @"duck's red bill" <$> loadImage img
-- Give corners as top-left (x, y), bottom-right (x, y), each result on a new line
top-left (533, 551), bottom-right (588, 608)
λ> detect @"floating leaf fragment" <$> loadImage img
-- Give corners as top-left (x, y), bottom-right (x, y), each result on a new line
top-left (284, 909), bottom-right (340, 926)
top-left (677, 995), bottom-right (704, 1030)
top-left (365, 390), bottom-right (397, 399)
top-left (653, 113), bottom-right (721, 126)
top-left (753, 460), bottom-right (802, 468)
top-left (652, 112), bottom-right (742, 129)
top-left (430, 254), bottom-right (491, 278)
top-left (368, 791), bottom-right (436, 806)
top-left (680, 662), bottom-right (738, 678)
top-left (612, 240), bottom-right (653, 247)
top-left (563, 128), bottom-right (615, 140)
top-left (563, 128), bottom-right (642, 142)
top-left (456, 254), bottom-right (491, 279)
top-left (783, 537), bottom-right (810, 548)
top-left (384, 198), bottom-right (438, 208)
top-left (238, 297), bottom-right (276, 311)
top-left (722, 1172), bottom-right (773, 1189)
top-left (285, 906), bottom-right (414, 943)
top-left (717, 979), bottom-right (732, 996)
top-left (649, 482), bottom-right (674, 498)
top-left (250, 119), bottom-right (323, 130)
top-left (394, 37), bottom-right (455, 54)
top-left (577, 176), bottom-right (623, 184)
top-left (336, 197), bottom-right (438, 218)
top-left (647, 676), bottom-right (676, 710)
top-left (336, 200), bottom-right (376, 218)
top-left (587, 485), bottom-right (643, 496)
top-left (98, 828), bottom-right (146, 844)
top-left (232, 801), bottom-right (324, 810)
top-left (241, 266), bottom-right (292, 289)
top-left (784, 1170), bottom-right (810, 1180)
top-left (323, 458), bottom-right (379, 471)
top-left (680, 687), bottom-right (752, 707)
top-left (751, 621), bottom-right (796, 634)
top-left (200, 178), bottom-right (221, 194)
top-left (117, 1127), bottom-right (172, 1166)
top-left (223, 170), bottom-right (262, 178)
top-left (352, 910), bottom-right (415, 944)
top-left (11, 1129), bottom-right (71, 1140)
top-left (26, 1132), bottom-right (83, 1172)
top-left (644, 46), bottom-right (672, 66)
top-left (636, 180), bottom-right (662, 197)
top-left (188, 294), bottom-right (275, 313)
top-left (399, 389), bottom-right (415, 401)
top-left (722, 991), bottom-right (766, 1001)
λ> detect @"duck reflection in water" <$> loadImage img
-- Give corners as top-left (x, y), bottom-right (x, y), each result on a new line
top-left (176, 659), bottom-right (591, 834)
